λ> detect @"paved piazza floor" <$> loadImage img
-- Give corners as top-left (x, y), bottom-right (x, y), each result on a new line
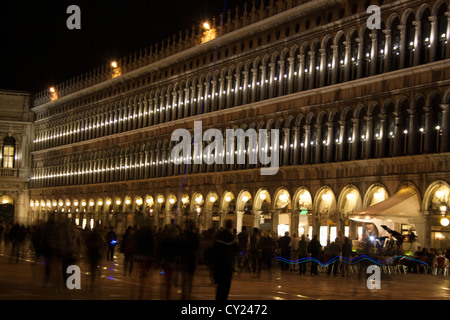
top-left (0, 241), bottom-right (448, 302)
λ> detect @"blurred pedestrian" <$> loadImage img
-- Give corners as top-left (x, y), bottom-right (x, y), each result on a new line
top-left (278, 231), bottom-right (291, 271)
top-left (248, 228), bottom-right (262, 275)
top-left (121, 226), bottom-right (136, 276)
top-left (341, 237), bottom-right (352, 277)
top-left (211, 220), bottom-right (239, 301)
top-left (85, 225), bottom-right (105, 291)
top-left (179, 220), bottom-right (200, 300)
top-left (327, 241), bottom-right (341, 276)
top-left (289, 233), bottom-right (299, 271)
top-left (298, 234), bottom-right (309, 275)
top-left (105, 227), bottom-right (118, 261)
top-left (308, 235), bottom-right (321, 275)
top-left (237, 226), bottom-right (250, 272)
top-left (261, 230), bottom-right (275, 272)
top-left (134, 225), bottom-right (155, 299)
top-left (158, 225), bottom-right (182, 299)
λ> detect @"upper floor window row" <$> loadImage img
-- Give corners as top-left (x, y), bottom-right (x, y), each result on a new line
top-left (33, 4), bottom-right (450, 151)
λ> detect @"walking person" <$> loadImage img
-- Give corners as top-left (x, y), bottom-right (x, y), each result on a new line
top-left (237, 226), bottom-right (250, 272)
top-left (134, 225), bottom-right (155, 299)
top-left (179, 220), bottom-right (200, 300)
top-left (248, 228), bottom-right (262, 276)
top-left (211, 220), bottom-right (239, 301)
top-left (121, 226), bottom-right (136, 276)
top-left (341, 237), bottom-right (352, 277)
top-left (327, 241), bottom-right (341, 276)
top-left (308, 235), bottom-right (321, 275)
top-left (85, 225), bottom-right (105, 292)
top-left (105, 227), bottom-right (118, 261)
top-left (260, 230), bottom-right (275, 274)
top-left (289, 233), bottom-right (299, 271)
top-left (278, 231), bottom-right (291, 271)
top-left (298, 234), bottom-right (309, 275)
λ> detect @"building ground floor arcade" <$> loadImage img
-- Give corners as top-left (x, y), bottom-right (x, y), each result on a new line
top-left (27, 153), bottom-right (450, 250)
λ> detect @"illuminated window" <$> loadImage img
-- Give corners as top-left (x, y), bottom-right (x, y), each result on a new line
top-left (2, 137), bottom-right (15, 168)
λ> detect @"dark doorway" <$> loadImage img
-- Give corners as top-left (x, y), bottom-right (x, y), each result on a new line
top-left (0, 204), bottom-right (14, 225)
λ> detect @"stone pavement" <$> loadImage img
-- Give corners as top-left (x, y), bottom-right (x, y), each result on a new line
top-left (0, 241), bottom-right (449, 301)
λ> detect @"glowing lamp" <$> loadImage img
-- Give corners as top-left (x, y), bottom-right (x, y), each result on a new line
top-left (440, 217), bottom-right (450, 227)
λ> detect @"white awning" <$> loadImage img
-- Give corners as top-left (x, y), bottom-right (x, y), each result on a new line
top-left (349, 186), bottom-right (420, 222)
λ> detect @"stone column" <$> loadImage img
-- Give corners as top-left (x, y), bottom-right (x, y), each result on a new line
top-left (268, 62), bottom-right (275, 98)
top-left (351, 118), bottom-right (359, 160)
top-left (250, 68), bottom-right (257, 103)
top-left (293, 127), bottom-right (300, 165)
top-left (378, 114), bottom-right (386, 158)
top-left (364, 116), bottom-right (373, 159)
top-left (429, 16), bottom-right (438, 62)
top-left (303, 125), bottom-right (311, 164)
top-left (287, 57), bottom-right (295, 94)
top-left (326, 122), bottom-right (334, 163)
top-left (413, 20), bottom-right (421, 66)
top-left (393, 112), bottom-right (402, 156)
top-left (337, 120), bottom-right (345, 161)
top-left (343, 41), bottom-right (350, 82)
top-left (407, 108), bottom-right (416, 155)
top-left (319, 48), bottom-right (326, 87)
top-left (446, 12), bottom-right (450, 59)
top-left (242, 70), bottom-right (249, 105)
top-left (383, 29), bottom-right (391, 72)
top-left (398, 24), bottom-right (406, 68)
top-left (370, 30), bottom-right (378, 76)
top-left (298, 54), bottom-right (305, 92)
top-left (356, 37), bottom-right (363, 79)
top-left (440, 104), bottom-right (449, 152)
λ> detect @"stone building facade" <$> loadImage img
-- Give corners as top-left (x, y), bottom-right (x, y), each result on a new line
top-left (27, 0), bottom-right (450, 249)
top-left (0, 90), bottom-right (34, 226)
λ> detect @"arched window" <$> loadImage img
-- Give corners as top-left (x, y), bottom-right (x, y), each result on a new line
top-left (342, 111), bottom-right (353, 161)
top-left (357, 109), bottom-right (367, 159)
top-left (436, 4), bottom-right (448, 61)
top-left (324, 39), bottom-right (333, 86)
top-left (404, 14), bottom-right (416, 68)
top-left (420, 8), bottom-right (432, 64)
top-left (371, 106), bottom-right (382, 158)
top-left (349, 32), bottom-right (359, 81)
top-left (390, 17), bottom-right (401, 71)
top-left (362, 28), bottom-right (372, 78)
top-left (376, 24), bottom-right (386, 74)
top-left (312, 43), bottom-right (321, 88)
top-left (303, 45), bottom-right (311, 90)
top-left (336, 35), bottom-right (346, 83)
top-left (2, 137), bottom-right (15, 169)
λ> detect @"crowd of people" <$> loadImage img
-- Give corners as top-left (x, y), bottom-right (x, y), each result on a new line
top-left (0, 220), bottom-right (449, 300)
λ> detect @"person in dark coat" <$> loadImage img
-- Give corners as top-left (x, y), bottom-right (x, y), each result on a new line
top-left (134, 225), bottom-right (155, 299)
top-left (105, 227), bottom-right (118, 261)
top-left (278, 232), bottom-right (291, 271)
top-left (308, 234), bottom-right (322, 275)
top-left (211, 220), bottom-right (239, 300)
top-left (179, 220), bottom-right (200, 300)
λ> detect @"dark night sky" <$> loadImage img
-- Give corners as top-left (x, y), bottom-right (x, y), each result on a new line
top-left (1, 0), bottom-right (244, 94)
